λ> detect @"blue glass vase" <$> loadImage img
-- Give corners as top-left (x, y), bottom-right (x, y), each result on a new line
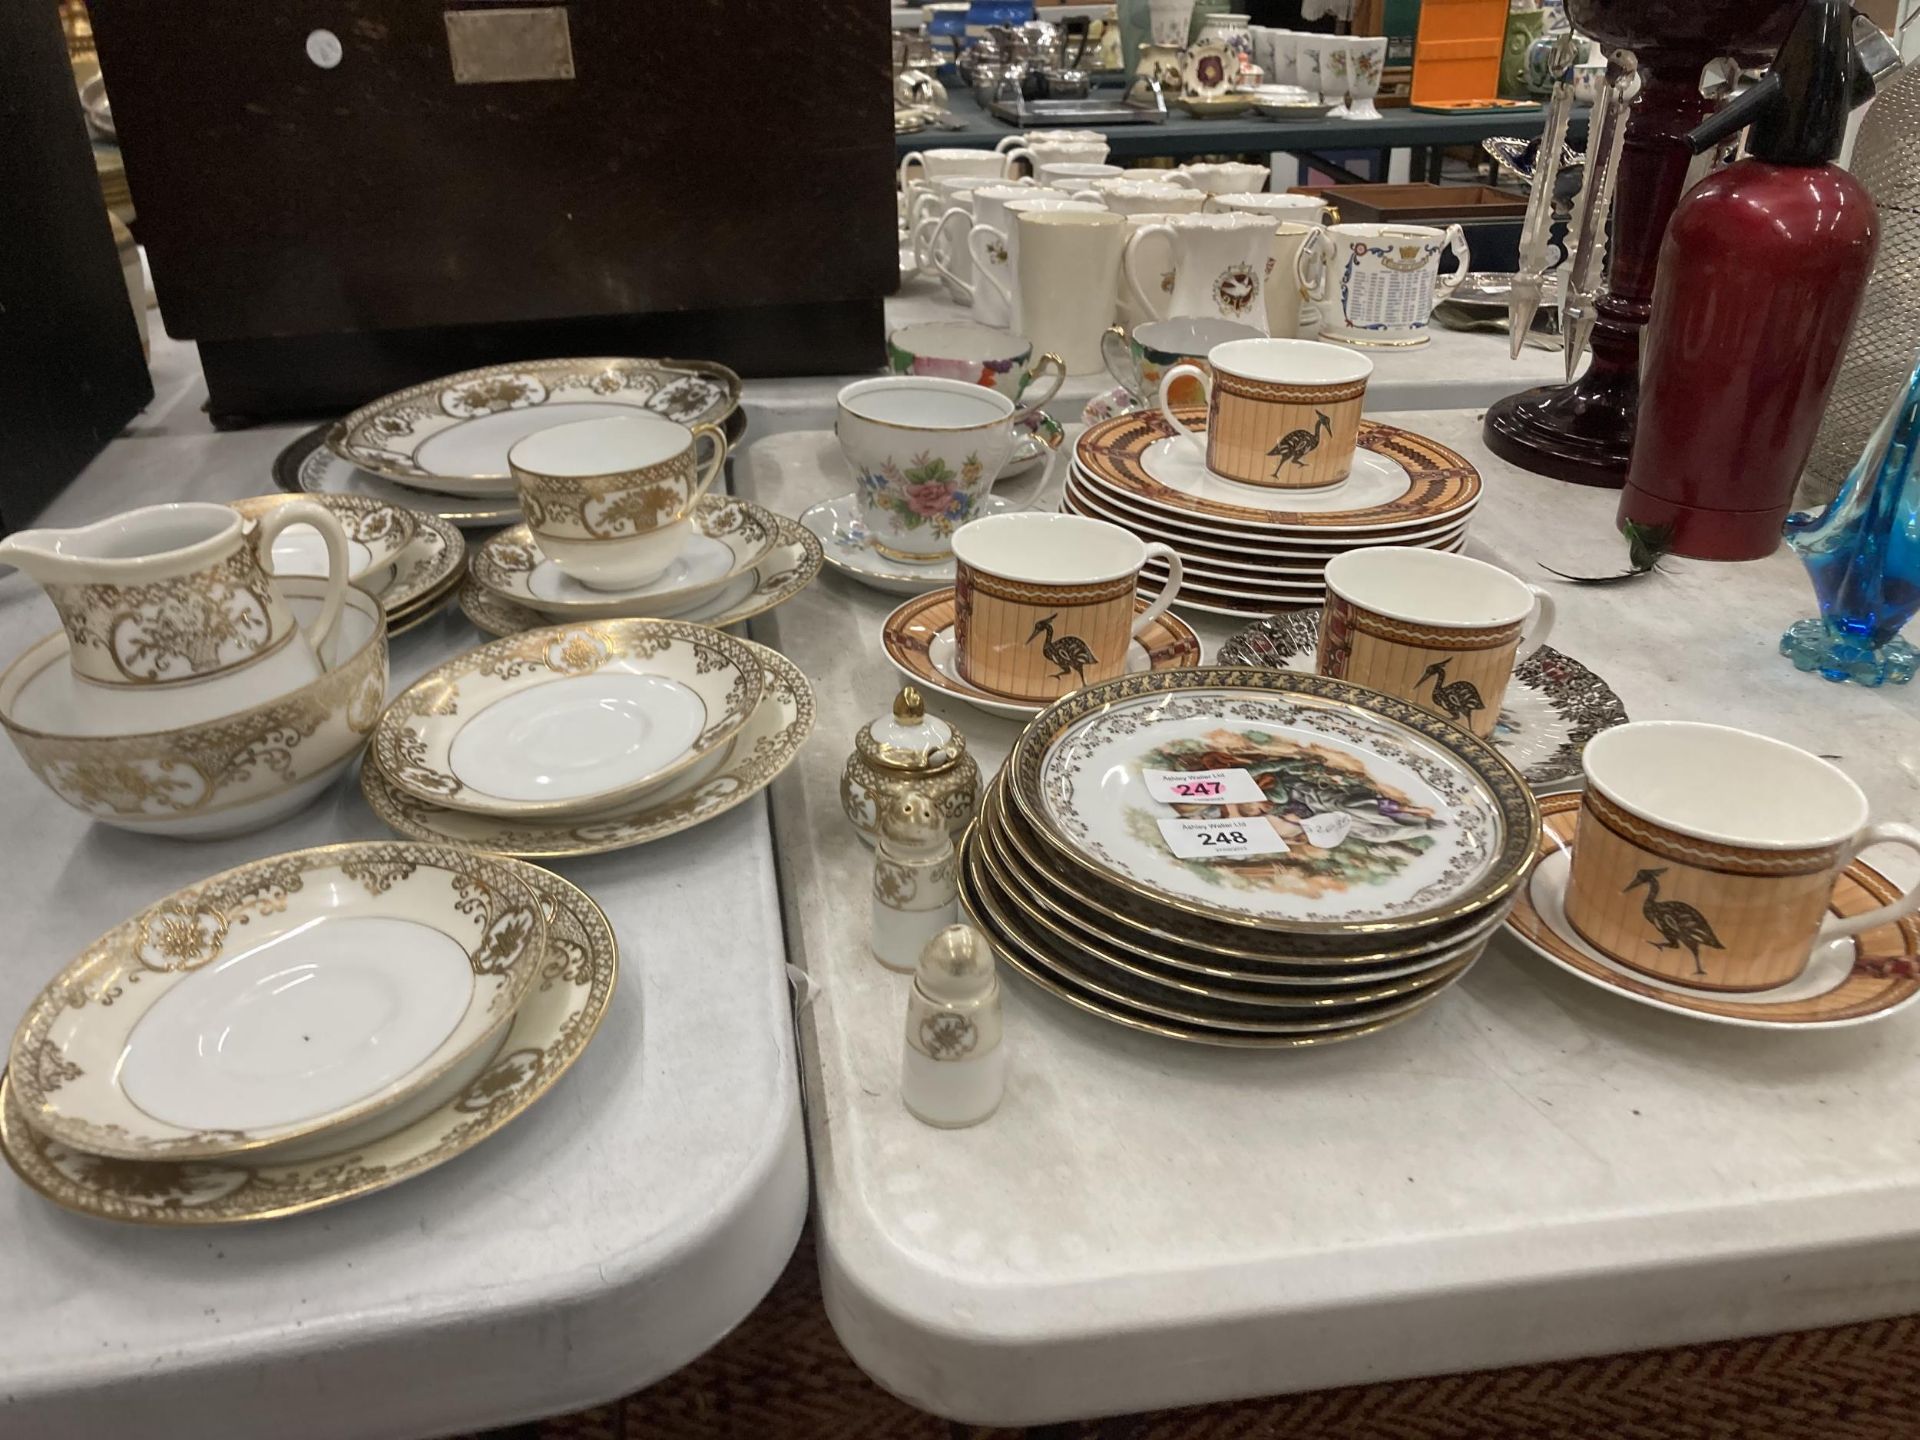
top-left (1781, 352), bottom-right (1920, 686)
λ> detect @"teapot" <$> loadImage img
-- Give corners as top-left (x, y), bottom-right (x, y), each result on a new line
top-left (0, 500), bottom-right (350, 735)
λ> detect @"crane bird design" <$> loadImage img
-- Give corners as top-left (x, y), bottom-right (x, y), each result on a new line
top-left (1624, 868), bottom-right (1725, 976)
top-left (1026, 613), bottom-right (1098, 685)
top-left (1418, 659), bottom-right (1485, 726)
top-left (1268, 411), bottom-right (1332, 476)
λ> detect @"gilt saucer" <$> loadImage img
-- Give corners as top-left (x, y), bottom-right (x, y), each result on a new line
top-left (1504, 793), bottom-right (1920, 1029)
top-left (802, 490), bottom-right (1020, 596)
top-left (881, 587), bottom-right (1202, 720)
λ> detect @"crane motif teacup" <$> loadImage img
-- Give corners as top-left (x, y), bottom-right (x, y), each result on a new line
top-left (1316, 547), bottom-right (1555, 743)
top-left (1155, 336), bottom-right (1372, 489)
top-left (1563, 722), bottom-right (1920, 991)
top-left (950, 513), bottom-right (1184, 704)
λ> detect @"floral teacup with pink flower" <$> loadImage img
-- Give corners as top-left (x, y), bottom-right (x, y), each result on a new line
top-left (886, 321), bottom-right (1065, 428)
top-left (836, 376), bottom-right (1018, 562)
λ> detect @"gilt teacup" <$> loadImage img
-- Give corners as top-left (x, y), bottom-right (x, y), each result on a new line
top-left (508, 415), bottom-right (727, 591)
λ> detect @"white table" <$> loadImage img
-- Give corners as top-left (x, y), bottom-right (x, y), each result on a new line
top-left (735, 406), bottom-right (1920, 1426)
top-left (0, 336), bottom-right (807, 1440)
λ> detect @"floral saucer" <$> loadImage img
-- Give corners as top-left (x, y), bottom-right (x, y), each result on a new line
top-left (802, 491), bottom-right (1020, 596)
top-left (882, 587), bottom-right (1202, 721)
top-left (1217, 608), bottom-right (1628, 793)
top-left (1081, 385), bottom-right (1141, 427)
top-left (1504, 794), bottom-right (1920, 1029)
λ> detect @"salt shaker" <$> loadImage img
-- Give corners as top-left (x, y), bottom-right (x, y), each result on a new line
top-left (901, 923), bottom-right (1006, 1128)
top-left (871, 793), bottom-right (959, 973)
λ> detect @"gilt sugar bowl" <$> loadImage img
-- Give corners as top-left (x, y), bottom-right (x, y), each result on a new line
top-left (842, 685), bottom-right (980, 846)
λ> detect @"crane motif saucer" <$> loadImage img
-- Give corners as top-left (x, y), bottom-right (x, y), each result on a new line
top-left (1503, 794), bottom-right (1920, 1029)
top-left (881, 587), bottom-right (1202, 721)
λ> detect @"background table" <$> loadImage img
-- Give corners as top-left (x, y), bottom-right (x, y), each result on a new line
top-left (735, 406), bottom-right (1920, 1426)
top-left (0, 335), bottom-right (807, 1440)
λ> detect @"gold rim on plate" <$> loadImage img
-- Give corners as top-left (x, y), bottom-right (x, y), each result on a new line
top-left (0, 861), bottom-right (616, 1225)
top-left (1006, 667), bottom-right (1540, 938)
top-left (1074, 412), bottom-right (1481, 530)
top-left (361, 641), bottom-right (815, 858)
top-left (8, 841), bottom-right (548, 1161)
top-left (372, 619), bottom-right (767, 818)
top-left (327, 357), bottom-right (744, 489)
top-left (458, 515), bottom-right (823, 639)
top-left (881, 587), bottom-right (1203, 718)
top-left (1506, 793), bottom-right (1920, 1028)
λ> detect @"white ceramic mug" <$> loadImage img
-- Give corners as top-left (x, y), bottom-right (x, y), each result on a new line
top-left (509, 415), bottom-right (728, 590)
top-left (1172, 161), bottom-right (1269, 196)
top-left (1009, 209), bottom-right (1127, 376)
top-left (836, 377), bottom-right (1018, 562)
top-left (951, 513), bottom-right (1183, 703)
top-left (1305, 222), bottom-right (1471, 346)
top-left (995, 128), bottom-right (1107, 153)
top-left (1564, 723), bottom-right (1920, 991)
top-left (1123, 212), bottom-right (1278, 333)
top-left (968, 197), bottom-right (1108, 331)
top-left (899, 147), bottom-right (1014, 196)
top-left (1039, 161), bottom-right (1126, 191)
top-left (1098, 182), bottom-right (1209, 217)
top-left (1347, 35), bottom-right (1388, 120)
top-left (1267, 29), bottom-right (1300, 85)
top-left (1005, 139), bottom-right (1111, 178)
top-left (1204, 191), bottom-right (1327, 226)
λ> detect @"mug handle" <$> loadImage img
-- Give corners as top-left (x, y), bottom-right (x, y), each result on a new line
top-left (1156, 363), bottom-right (1210, 454)
top-left (1300, 228), bottom-right (1334, 302)
top-left (1517, 583), bottom-right (1557, 659)
top-left (994, 136), bottom-right (1022, 153)
top-left (1004, 145), bottom-right (1035, 178)
top-left (928, 207), bottom-right (976, 302)
top-left (1013, 352), bottom-right (1066, 423)
top-left (254, 500), bottom-right (349, 659)
top-left (1124, 222), bottom-right (1175, 322)
top-left (1100, 324), bottom-right (1140, 396)
top-left (911, 210), bottom-right (944, 270)
top-left (1822, 823), bottom-right (1920, 943)
top-left (1068, 188), bottom-right (1103, 203)
top-left (1133, 543), bottom-right (1184, 634)
top-left (967, 224), bottom-right (1013, 312)
top-left (898, 152), bottom-right (926, 191)
top-left (1435, 223), bottom-right (1471, 301)
top-left (683, 421), bottom-right (730, 514)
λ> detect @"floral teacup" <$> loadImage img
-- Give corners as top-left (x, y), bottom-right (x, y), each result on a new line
top-left (836, 377), bottom-right (1018, 563)
top-left (886, 321), bottom-right (1065, 425)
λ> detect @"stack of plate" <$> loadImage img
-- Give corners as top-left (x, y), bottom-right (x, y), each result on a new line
top-left (458, 495), bottom-right (823, 640)
top-left (1, 841), bottom-right (615, 1224)
top-left (959, 668), bottom-right (1540, 1048)
top-left (273, 357), bottom-right (747, 530)
top-left (360, 618), bottom-right (815, 859)
top-left (1066, 410), bottom-right (1482, 617)
top-left (230, 493), bottom-right (466, 635)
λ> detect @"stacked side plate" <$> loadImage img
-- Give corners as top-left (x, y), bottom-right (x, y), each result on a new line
top-left (961, 668), bottom-right (1539, 1047)
top-left (361, 618), bottom-right (815, 858)
top-left (2, 842), bottom-right (615, 1224)
top-left (1067, 411), bottom-right (1482, 617)
top-left (230, 493), bottom-right (467, 635)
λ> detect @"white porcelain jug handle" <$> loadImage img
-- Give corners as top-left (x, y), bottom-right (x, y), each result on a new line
top-left (1435, 223), bottom-right (1471, 301)
top-left (1822, 823), bottom-right (1920, 943)
top-left (1132, 543), bottom-right (1184, 634)
top-left (684, 421), bottom-right (730, 513)
top-left (1124, 223), bottom-right (1175, 322)
top-left (1013, 353), bottom-right (1066, 423)
top-left (1156, 363), bottom-right (1210, 455)
top-left (254, 500), bottom-right (349, 660)
top-left (929, 207), bottom-right (976, 302)
top-left (1517, 583), bottom-right (1556, 659)
top-left (967, 224), bottom-right (1013, 313)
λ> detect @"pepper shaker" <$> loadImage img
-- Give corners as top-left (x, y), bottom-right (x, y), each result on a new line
top-left (901, 923), bottom-right (1006, 1128)
top-left (842, 685), bottom-right (980, 846)
top-left (871, 793), bottom-right (959, 973)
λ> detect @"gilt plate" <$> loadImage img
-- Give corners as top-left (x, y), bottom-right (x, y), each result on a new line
top-left (7, 843), bottom-right (546, 1162)
top-left (0, 862), bottom-right (615, 1225)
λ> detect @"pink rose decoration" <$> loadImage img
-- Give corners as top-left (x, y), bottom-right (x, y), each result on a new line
top-left (905, 481), bottom-right (955, 517)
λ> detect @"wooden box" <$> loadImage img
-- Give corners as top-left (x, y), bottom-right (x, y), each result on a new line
top-left (88, 2), bottom-right (897, 424)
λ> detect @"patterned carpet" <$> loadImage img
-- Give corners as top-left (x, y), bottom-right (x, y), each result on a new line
top-left (460, 1229), bottom-right (1920, 1440)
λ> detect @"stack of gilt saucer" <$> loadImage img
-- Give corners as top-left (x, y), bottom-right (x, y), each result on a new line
top-left (458, 494), bottom-right (821, 639)
top-left (1, 841), bottom-right (615, 1224)
top-left (1067, 411), bottom-right (1482, 617)
top-left (230, 493), bottom-right (466, 635)
top-left (361, 618), bottom-right (814, 858)
top-left (960, 668), bottom-right (1539, 1048)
